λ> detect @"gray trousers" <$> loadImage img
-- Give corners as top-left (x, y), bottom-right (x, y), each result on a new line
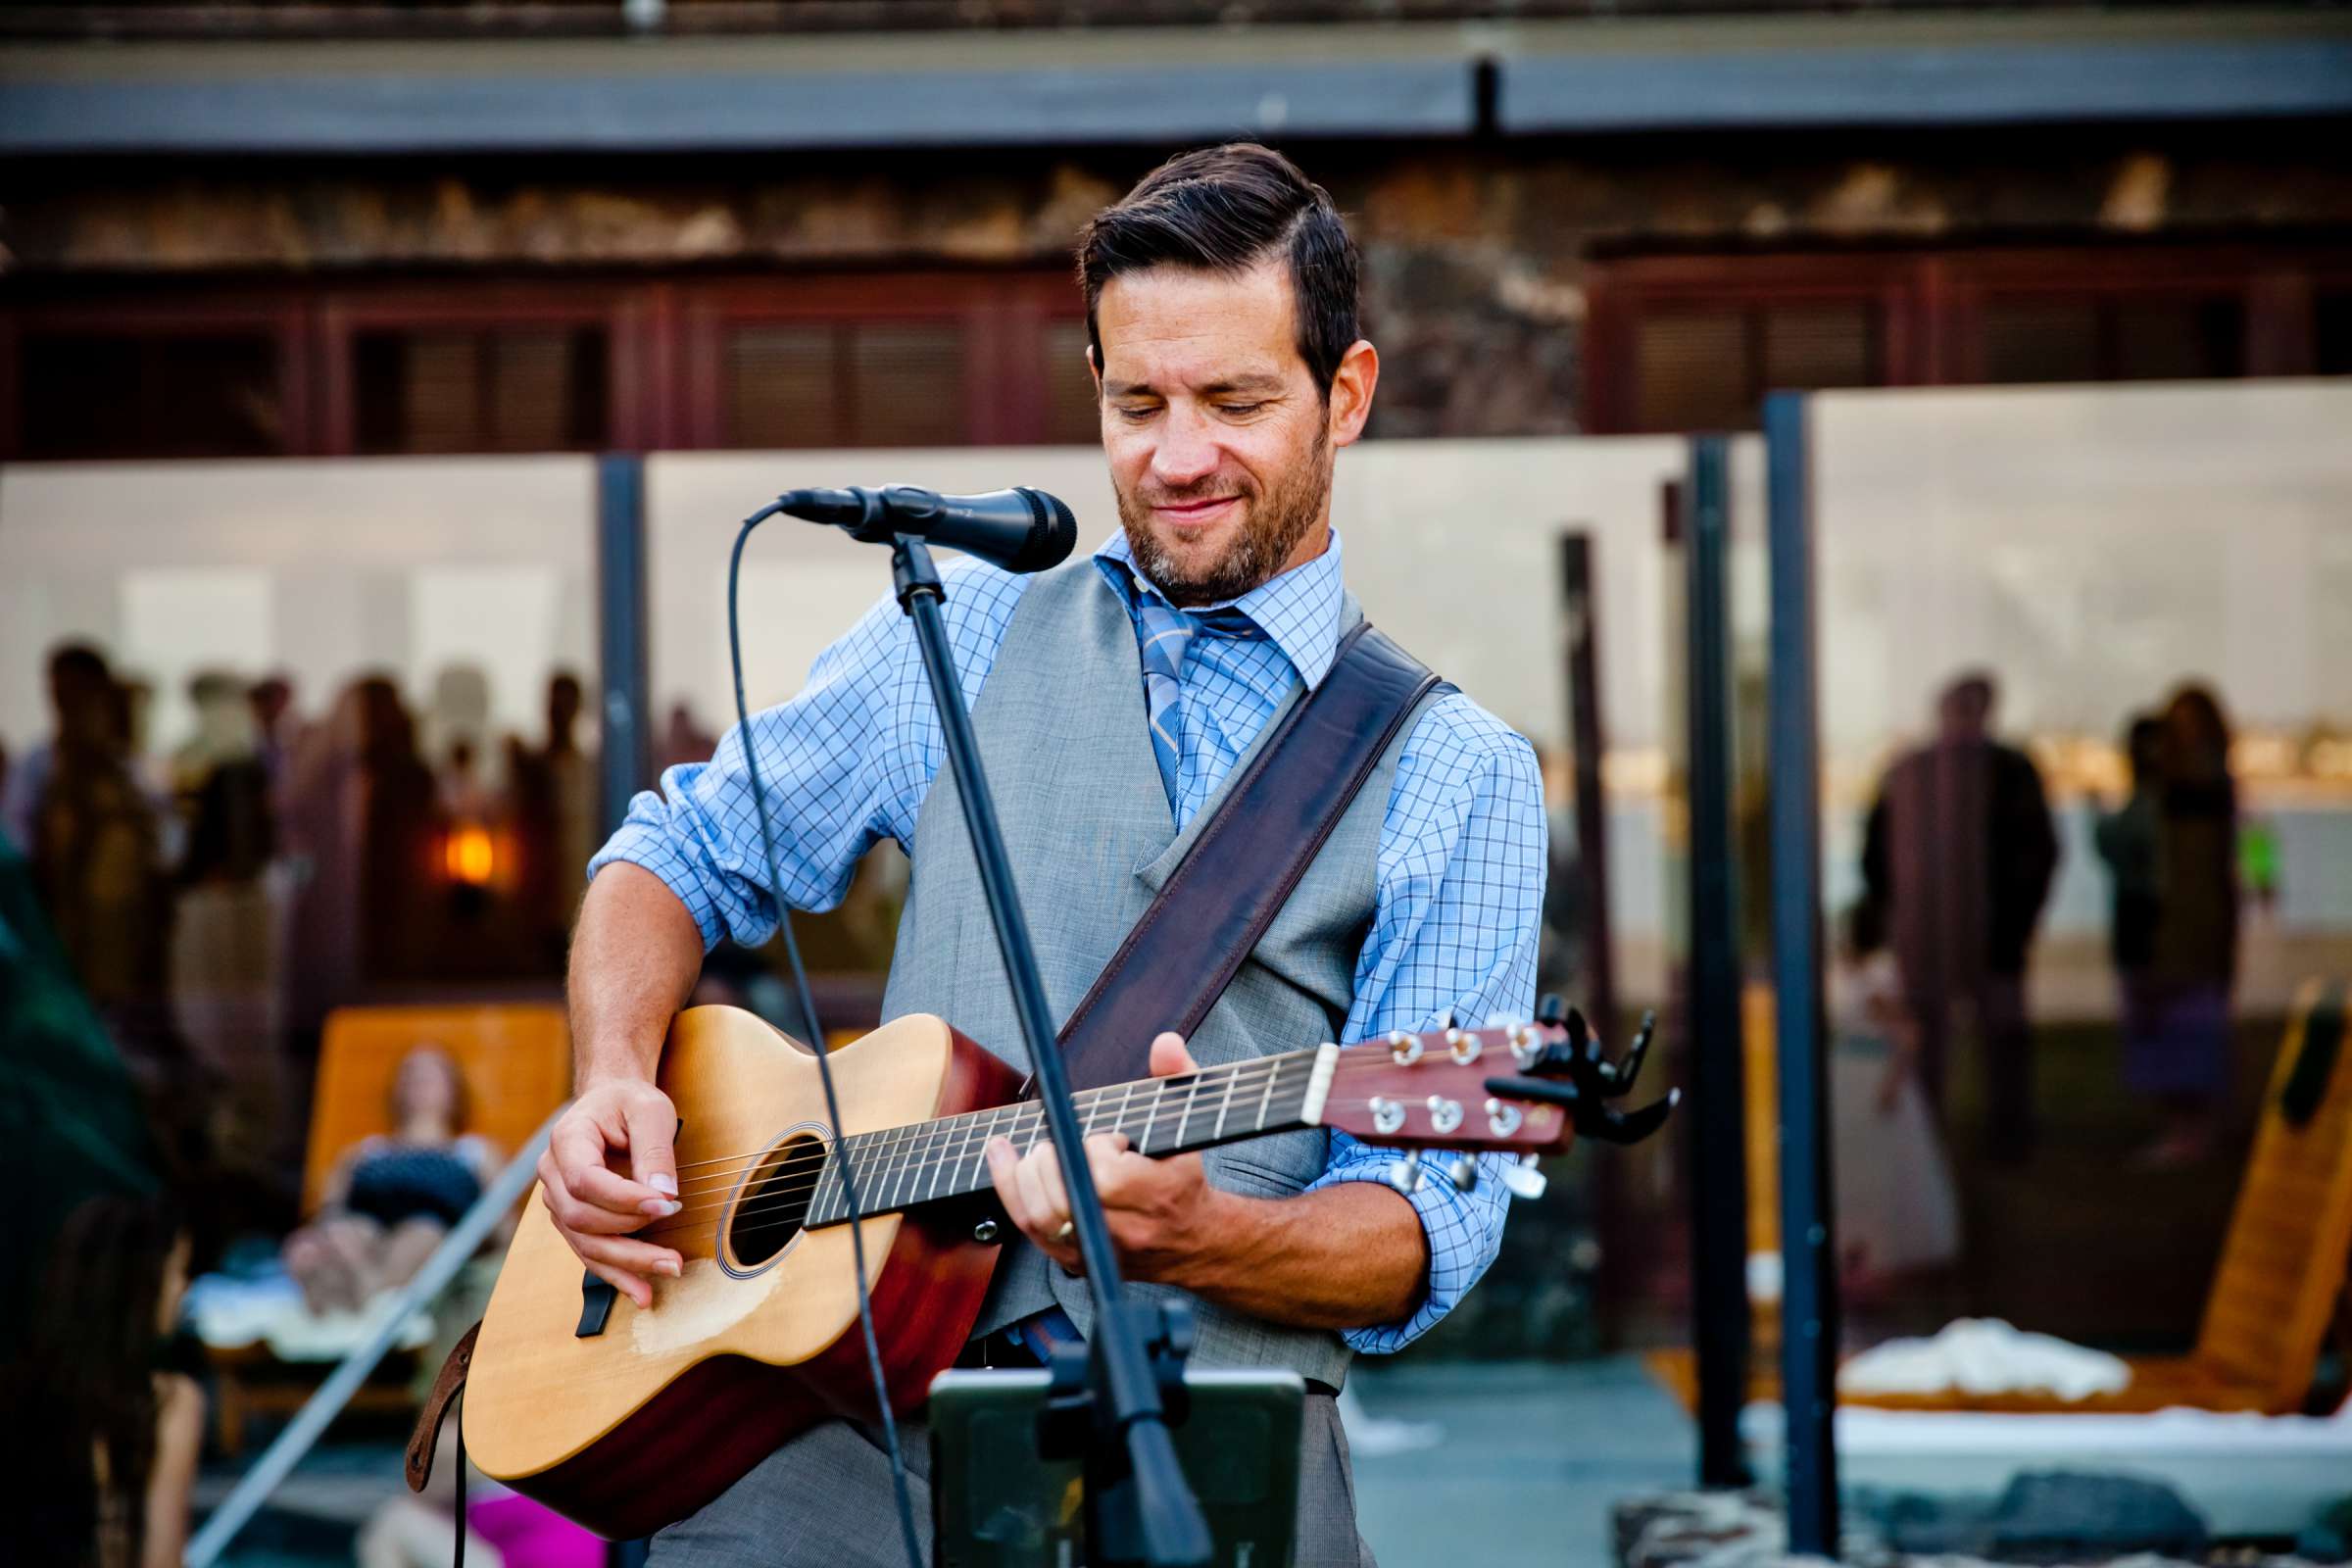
top-left (649, 1394), bottom-right (1375, 1568)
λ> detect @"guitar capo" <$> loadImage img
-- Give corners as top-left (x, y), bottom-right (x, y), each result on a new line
top-left (1483, 1001), bottom-right (1678, 1147)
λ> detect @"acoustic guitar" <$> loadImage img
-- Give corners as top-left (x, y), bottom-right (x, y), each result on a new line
top-left (462, 1003), bottom-right (1665, 1539)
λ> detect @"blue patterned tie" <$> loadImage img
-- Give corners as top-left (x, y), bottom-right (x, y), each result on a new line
top-left (1136, 601), bottom-right (1199, 806)
top-left (1136, 600), bottom-right (1260, 808)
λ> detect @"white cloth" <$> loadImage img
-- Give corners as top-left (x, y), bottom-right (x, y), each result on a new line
top-left (185, 1271), bottom-right (434, 1360)
top-left (1838, 1317), bottom-right (2132, 1399)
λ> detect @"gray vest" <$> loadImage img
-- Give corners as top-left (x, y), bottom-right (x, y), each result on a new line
top-left (878, 557), bottom-right (1438, 1391)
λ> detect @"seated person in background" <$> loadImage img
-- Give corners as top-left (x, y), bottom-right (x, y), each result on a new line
top-left (283, 1047), bottom-right (497, 1313)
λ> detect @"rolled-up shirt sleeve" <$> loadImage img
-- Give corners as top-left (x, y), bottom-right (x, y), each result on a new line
top-left (1307, 693), bottom-right (1546, 1353)
top-left (588, 560), bottom-right (1025, 951)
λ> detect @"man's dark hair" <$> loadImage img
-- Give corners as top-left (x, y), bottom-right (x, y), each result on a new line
top-left (1077, 143), bottom-right (1361, 400)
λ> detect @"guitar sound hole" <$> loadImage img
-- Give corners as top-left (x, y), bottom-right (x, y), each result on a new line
top-left (726, 1134), bottom-right (821, 1267)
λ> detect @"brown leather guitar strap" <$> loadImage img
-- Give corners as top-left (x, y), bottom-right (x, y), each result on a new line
top-left (1053, 619), bottom-right (1446, 1091)
top-left (407, 1318), bottom-right (478, 1494)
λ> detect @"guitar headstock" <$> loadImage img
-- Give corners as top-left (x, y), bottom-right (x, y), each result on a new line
top-left (1315, 999), bottom-right (1677, 1160)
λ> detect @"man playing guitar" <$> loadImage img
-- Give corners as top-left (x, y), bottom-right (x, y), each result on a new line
top-left (542, 143), bottom-right (1545, 1566)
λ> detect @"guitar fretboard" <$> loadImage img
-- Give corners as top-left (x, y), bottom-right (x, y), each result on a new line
top-left (803, 1045), bottom-right (1329, 1227)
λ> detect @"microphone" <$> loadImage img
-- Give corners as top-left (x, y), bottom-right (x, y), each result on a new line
top-left (776, 484), bottom-right (1077, 574)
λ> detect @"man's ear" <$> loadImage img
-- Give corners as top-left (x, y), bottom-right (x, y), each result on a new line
top-left (1088, 341), bottom-right (1102, 399)
top-left (1328, 339), bottom-right (1379, 449)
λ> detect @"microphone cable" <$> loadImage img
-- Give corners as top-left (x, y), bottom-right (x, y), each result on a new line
top-left (724, 500), bottom-right (926, 1568)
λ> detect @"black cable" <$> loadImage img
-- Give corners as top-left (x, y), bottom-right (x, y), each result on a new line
top-left (727, 502), bottom-right (926, 1568)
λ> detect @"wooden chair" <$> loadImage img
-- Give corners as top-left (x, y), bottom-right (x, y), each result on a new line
top-left (1649, 979), bottom-right (2352, 1417)
top-left (212, 1002), bottom-right (571, 1451)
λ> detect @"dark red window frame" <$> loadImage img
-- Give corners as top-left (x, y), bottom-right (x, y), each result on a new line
top-left (1584, 243), bottom-right (2352, 434)
top-left (0, 269), bottom-right (1091, 461)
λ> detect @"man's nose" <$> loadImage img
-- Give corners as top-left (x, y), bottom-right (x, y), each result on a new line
top-left (1150, 406), bottom-right (1220, 488)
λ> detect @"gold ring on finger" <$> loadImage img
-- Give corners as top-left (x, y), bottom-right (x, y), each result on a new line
top-left (1054, 1219), bottom-right (1075, 1243)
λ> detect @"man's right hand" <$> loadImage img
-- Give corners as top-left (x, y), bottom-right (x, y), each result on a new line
top-left (539, 1078), bottom-right (685, 1308)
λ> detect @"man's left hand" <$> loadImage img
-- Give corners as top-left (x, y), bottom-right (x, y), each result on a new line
top-left (983, 1031), bottom-right (1230, 1287)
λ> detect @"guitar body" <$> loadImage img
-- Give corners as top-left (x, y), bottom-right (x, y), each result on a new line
top-left (464, 1008), bottom-right (1024, 1540)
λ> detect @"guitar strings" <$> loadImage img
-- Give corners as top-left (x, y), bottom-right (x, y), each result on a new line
top-left (647, 1047), bottom-right (1320, 1183)
top-left (638, 1054), bottom-right (1316, 1230)
top-left (638, 1043), bottom-right (1472, 1218)
top-left (634, 1047), bottom-right (1522, 1234)
top-left (712, 1092), bottom-right (1462, 1243)
top-left (645, 1037), bottom-right (1522, 1203)
top-left (650, 1052), bottom-right (1310, 1203)
top-left (671, 1090), bottom-right (1489, 1259)
top-left (638, 1081), bottom-right (1505, 1246)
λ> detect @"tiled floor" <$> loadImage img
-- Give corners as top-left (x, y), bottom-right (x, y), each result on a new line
top-left (1349, 1357), bottom-right (1693, 1568)
top-left (195, 1355), bottom-right (1693, 1567)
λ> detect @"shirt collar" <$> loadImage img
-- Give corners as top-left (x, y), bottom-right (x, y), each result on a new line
top-left (1093, 527), bottom-right (1348, 689)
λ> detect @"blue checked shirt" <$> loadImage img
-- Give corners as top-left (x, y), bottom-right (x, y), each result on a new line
top-left (593, 529), bottom-right (1546, 1351)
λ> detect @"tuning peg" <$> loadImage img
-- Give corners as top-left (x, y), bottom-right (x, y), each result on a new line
top-left (1386, 1159), bottom-right (1425, 1196)
top-left (1585, 1087), bottom-right (1680, 1147)
top-left (1566, 1005), bottom-right (1594, 1057)
top-left (1500, 1154), bottom-right (1548, 1201)
top-left (1447, 1154), bottom-right (1480, 1193)
top-left (1605, 1009), bottom-right (1659, 1095)
top-left (1535, 993), bottom-right (1567, 1027)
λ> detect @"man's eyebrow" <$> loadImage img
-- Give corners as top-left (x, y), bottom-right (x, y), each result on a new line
top-left (1103, 372), bottom-right (1288, 398)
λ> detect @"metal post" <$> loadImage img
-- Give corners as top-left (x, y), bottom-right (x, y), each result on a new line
top-left (1683, 436), bottom-right (1751, 1488)
top-left (1558, 532), bottom-right (1620, 1045)
top-left (598, 453), bottom-right (652, 837)
top-left (1764, 393), bottom-right (1840, 1554)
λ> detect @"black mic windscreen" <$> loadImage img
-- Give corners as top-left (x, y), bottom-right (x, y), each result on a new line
top-left (1012, 488), bottom-right (1079, 573)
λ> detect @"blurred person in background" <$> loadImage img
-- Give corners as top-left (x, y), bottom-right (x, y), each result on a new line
top-left (510, 670), bottom-right (597, 969)
top-left (281, 674), bottom-right (441, 1027)
top-left (19, 643), bottom-right (174, 1022)
top-left (1861, 671), bottom-right (2059, 1162)
top-left (173, 670), bottom-right (275, 882)
top-left (357, 676), bottom-right (443, 984)
top-left (654, 699), bottom-right (717, 777)
top-left (169, 669), bottom-right (283, 1174)
top-left (2130, 683), bottom-right (2240, 1168)
top-left (3, 644), bottom-right (102, 855)
top-left (280, 1046), bottom-right (498, 1313)
top-left (2095, 713), bottom-right (2166, 1112)
top-left (3, 1194), bottom-right (204, 1568)
top-left (247, 672), bottom-right (298, 793)
top-left (281, 678), bottom-right (373, 1033)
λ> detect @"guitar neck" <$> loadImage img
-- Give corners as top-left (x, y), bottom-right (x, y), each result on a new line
top-left (804, 1044), bottom-right (1340, 1227)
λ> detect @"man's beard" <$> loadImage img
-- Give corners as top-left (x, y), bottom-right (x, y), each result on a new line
top-left (1115, 431), bottom-right (1331, 608)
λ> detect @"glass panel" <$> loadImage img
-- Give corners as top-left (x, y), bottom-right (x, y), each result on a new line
top-left (1637, 309), bottom-right (1749, 431)
top-left (0, 458), bottom-right (599, 1182)
top-left (1806, 381), bottom-right (2352, 1372)
top-left (725, 324), bottom-right (842, 449)
top-left (19, 331), bottom-right (284, 460)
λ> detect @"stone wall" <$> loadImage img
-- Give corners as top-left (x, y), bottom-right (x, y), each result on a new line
top-left (6, 123), bottom-right (2349, 434)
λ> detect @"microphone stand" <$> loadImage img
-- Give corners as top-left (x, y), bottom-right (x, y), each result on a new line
top-left (890, 535), bottom-right (1214, 1568)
